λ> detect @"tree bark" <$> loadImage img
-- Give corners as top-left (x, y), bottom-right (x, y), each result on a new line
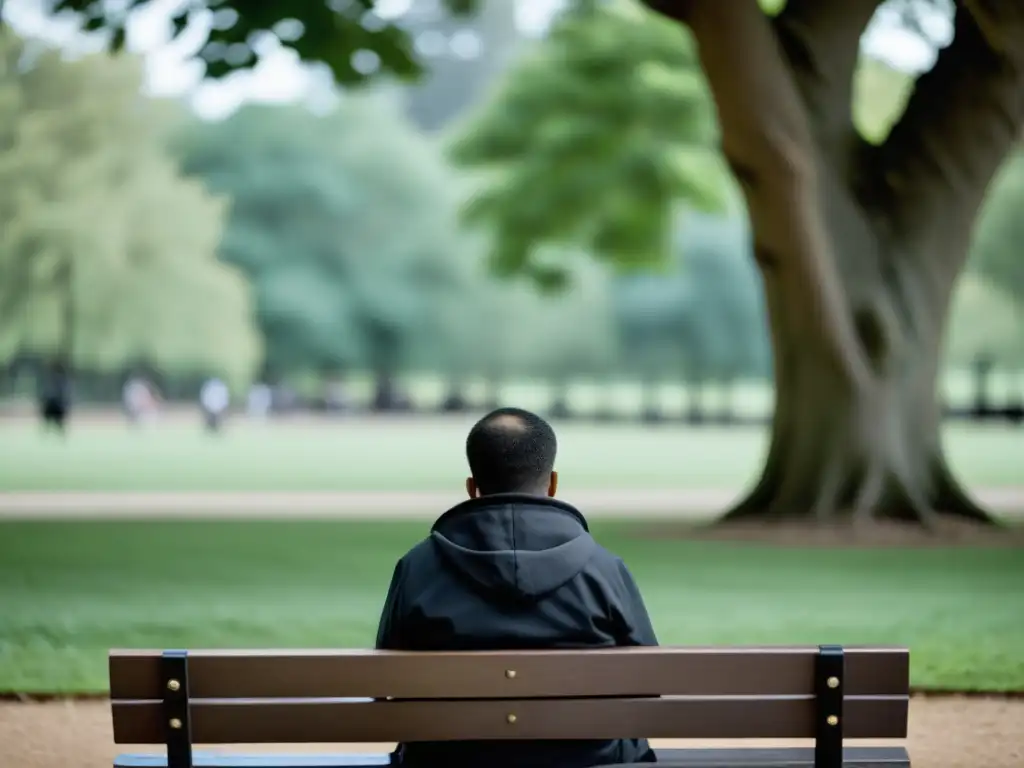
top-left (642, 0), bottom-right (1024, 524)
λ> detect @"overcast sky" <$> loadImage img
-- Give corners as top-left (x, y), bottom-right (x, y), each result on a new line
top-left (2, 0), bottom-right (950, 120)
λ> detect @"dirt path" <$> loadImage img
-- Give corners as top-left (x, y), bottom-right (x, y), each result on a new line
top-left (0, 489), bottom-right (732, 519)
top-left (1, 488), bottom-right (1023, 519)
top-left (2, 697), bottom-right (1021, 768)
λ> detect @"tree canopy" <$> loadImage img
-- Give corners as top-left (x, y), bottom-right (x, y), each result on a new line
top-left (173, 95), bottom-right (470, 379)
top-left (45, 0), bottom-right (481, 83)
top-left (173, 96), bottom-right (626, 383)
top-left (35, 0), bottom-right (950, 90)
top-left (0, 31), bottom-right (259, 387)
top-left (451, 0), bottom-right (726, 286)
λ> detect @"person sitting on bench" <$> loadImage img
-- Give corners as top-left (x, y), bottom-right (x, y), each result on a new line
top-left (375, 407), bottom-right (659, 768)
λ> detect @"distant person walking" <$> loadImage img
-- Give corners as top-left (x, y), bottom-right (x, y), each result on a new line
top-left (38, 361), bottom-right (71, 435)
top-left (200, 377), bottom-right (230, 432)
top-left (123, 375), bottom-right (159, 426)
top-left (247, 382), bottom-right (272, 420)
top-left (324, 376), bottom-right (351, 414)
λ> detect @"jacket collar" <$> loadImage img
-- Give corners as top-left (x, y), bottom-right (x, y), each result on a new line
top-left (431, 493), bottom-right (590, 533)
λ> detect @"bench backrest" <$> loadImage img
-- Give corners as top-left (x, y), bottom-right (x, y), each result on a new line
top-left (109, 645), bottom-right (908, 745)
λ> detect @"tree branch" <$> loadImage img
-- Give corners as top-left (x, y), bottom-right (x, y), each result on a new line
top-left (641, 1), bottom-right (812, 174)
top-left (772, 0), bottom-right (883, 165)
top-left (640, 0), bottom-right (871, 388)
top-left (874, 2), bottom-right (1024, 246)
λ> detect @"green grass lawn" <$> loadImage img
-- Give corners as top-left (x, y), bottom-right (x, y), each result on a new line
top-left (0, 420), bottom-right (1021, 491)
top-left (1, 520), bottom-right (1021, 693)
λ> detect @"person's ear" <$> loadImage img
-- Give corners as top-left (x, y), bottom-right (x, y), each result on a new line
top-left (466, 477), bottom-right (479, 499)
top-left (547, 471), bottom-right (558, 498)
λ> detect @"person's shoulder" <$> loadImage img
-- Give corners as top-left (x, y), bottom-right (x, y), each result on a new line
top-left (393, 536), bottom-right (439, 573)
top-left (580, 539), bottom-right (631, 578)
top-left (585, 536), bottom-right (623, 563)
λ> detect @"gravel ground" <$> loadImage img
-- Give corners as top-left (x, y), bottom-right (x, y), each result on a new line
top-left (1, 488), bottom-right (1022, 520)
top-left (0, 489), bottom-right (734, 518)
top-left (1, 697), bottom-right (1021, 768)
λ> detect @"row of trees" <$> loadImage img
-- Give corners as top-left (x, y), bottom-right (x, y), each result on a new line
top-left (176, 91), bottom-right (778, 387)
top-left (3, 26), bottom-right (1018, 393)
top-left (0, 30), bottom-right (777, 391)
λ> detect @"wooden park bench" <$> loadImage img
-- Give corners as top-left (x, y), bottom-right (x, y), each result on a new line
top-left (109, 645), bottom-right (910, 768)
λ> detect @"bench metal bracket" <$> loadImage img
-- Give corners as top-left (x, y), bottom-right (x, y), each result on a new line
top-left (815, 644), bottom-right (845, 768)
top-left (162, 649), bottom-right (193, 768)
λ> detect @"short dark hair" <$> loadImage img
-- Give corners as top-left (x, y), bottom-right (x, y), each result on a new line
top-left (466, 407), bottom-right (557, 495)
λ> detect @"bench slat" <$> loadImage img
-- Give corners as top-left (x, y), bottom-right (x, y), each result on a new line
top-left (112, 747), bottom-right (911, 768)
top-left (652, 747), bottom-right (910, 767)
top-left (113, 757), bottom-right (389, 768)
top-left (111, 694), bottom-right (909, 744)
top-left (109, 647), bottom-right (909, 700)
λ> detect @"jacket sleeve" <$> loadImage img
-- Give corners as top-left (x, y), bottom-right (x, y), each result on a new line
top-left (375, 559), bottom-right (406, 650)
top-left (612, 559), bottom-right (659, 646)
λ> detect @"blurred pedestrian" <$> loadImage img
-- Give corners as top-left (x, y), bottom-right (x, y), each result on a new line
top-left (247, 382), bottom-right (272, 420)
top-left (200, 377), bottom-right (230, 432)
top-left (324, 375), bottom-right (351, 414)
top-left (38, 360), bottom-right (71, 435)
top-left (123, 374), bottom-right (159, 426)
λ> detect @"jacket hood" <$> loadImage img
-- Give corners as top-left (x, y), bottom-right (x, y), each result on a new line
top-left (430, 494), bottom-right (597, 602)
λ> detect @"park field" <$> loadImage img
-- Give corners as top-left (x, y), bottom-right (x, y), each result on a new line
top-left (1, 519), bottom-right (1022, 694)
top-left (0, 417), bottom-right (1021, 492)
top-left (1, 414), bottom-right (1022, 699)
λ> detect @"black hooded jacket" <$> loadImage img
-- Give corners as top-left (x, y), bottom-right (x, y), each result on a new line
top-left (375, 494), bottom-right (659, 768)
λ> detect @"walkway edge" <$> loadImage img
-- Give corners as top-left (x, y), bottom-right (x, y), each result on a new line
top-left (0, 489), bottom-right (1021, 519)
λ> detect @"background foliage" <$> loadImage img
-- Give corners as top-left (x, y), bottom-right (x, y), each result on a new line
top-left (1, 1), bottom-right (1021, 394)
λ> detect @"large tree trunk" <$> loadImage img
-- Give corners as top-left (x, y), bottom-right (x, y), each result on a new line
top-left (732, 203), bottom-right (984, 522)
top-left (644, 0), bottom-right (1024, 524)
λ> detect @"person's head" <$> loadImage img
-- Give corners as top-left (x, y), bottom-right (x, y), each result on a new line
top-left (465, 407), bottom-right (558, 498)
